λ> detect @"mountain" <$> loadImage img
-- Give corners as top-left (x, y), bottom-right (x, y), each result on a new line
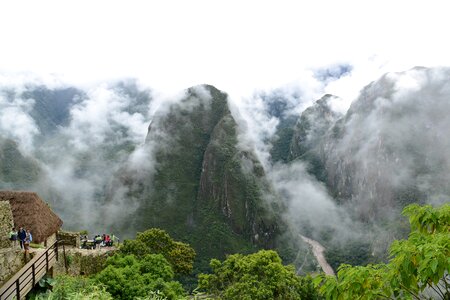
top-left (0, 80), bottom-right (153, 231)
top-left (1, 67), bottom-right (449, 273)
top-left (112, 85), bottom-right (283, 270)
top-left (288, 94), bottom-right (342, 182)
top-left (0, 137), bottom-right (41, 189)
top-left (279, 67), bottom-right (450, 258)
top-left (22, 86), bottom-right (84, 136)
top-left (334, 68), bottom-right (449, 217)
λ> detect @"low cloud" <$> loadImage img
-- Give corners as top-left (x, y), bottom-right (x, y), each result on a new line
top-left (268, 162), bottom-right (357, 240)
top-left (0, 91), bottom-right (39, 153)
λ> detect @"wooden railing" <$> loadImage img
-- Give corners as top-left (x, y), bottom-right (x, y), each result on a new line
top-left (0, 241), bottom-right (58, 300)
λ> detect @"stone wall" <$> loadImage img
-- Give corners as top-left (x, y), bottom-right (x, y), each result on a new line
top-left (57, 230), bottom-right (80, 248)
top-left (0, 201), bottom-right (14, 249)
top-left (0, 248), bottom-right (24, 286)
top-left (45, 233), bottom-right (57, 248)
top-left (53, 248), bottom-right (116, 276)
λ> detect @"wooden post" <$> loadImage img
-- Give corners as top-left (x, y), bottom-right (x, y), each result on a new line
top-left (32, 264), bottom-right (35, 286)
top-left (46, 251), bottom-right (49, 272)
top-left (16, 280), bottom-right (20, 300)
top-left (63, 244), bottom-right (68, 274)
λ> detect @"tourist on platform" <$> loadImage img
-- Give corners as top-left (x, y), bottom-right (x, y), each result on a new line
top-left (18, 227), bottom-right (26, 249)
top-left (24, 230), bottom-right (32, 251)
top-left (95, 235), bottom-right (102, 249)
top-left (9, 227), bottom-right (18, 248)
top-left (104, 234), bottom-right (111, 246)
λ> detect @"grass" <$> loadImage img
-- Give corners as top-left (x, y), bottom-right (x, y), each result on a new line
top-left (30, 243), bottom-right (45, 249)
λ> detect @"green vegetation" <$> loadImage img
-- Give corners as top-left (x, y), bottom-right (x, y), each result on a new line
top-left (94, 254), bottom-right (184, 299)
top-left (120, 228), bottom-right (196, 275)
top-left (121, 85), bottom-right (282, 277)
top-left (0, 137), bottom-right (41, 187)
top-left (314, 203), bottom-right (450, 299)
top-left (324, 239), bottom-right (373, 271)
top-left (31, 204), bottom-right (447, 299)
top-left (33, 275), bottom-right (112, 300)
top-left (269, 116), bottom-right (298, 163)
top-left (93, 228), bottom-right (192, 299)
top-left (30, 242), bottom-right (45, 249)
top-left (198, 249), bottom-right (321, 300)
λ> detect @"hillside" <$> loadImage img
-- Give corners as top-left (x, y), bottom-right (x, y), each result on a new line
top-left (109, 85), bottom-right (284, 270)
top-left (1, 67), bottom-right (449, 272)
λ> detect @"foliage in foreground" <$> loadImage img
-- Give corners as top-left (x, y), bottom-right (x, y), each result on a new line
top-left (90, 228), bottom-right (195, 299)
top-left (93, 253), bottom-right (184, 300)
top-left (34, 275), bottom-right (112, 300)
top-left (314, 203), bottom-right (450, 299)
top-left (198, 249), bottom-right (322, 300)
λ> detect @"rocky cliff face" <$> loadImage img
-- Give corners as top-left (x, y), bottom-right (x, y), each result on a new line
top-left (286, 67), bottom-right (450, 222)
top-left (117, 85), bottom-right (281, 264)
top-left (198, 112), bottom-right (278, 247)
top-left (287, 94), bottom-right (342, 183)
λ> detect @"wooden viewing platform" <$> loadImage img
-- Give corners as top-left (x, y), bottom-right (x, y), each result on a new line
top-left (0, 241), bottom-right (59, 300)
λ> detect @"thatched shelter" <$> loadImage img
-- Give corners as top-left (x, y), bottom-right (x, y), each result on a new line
top-left (0, 191), bottom-right (63, 244)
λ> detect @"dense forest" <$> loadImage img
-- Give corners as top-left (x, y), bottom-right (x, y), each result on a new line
top-left (29, 203), bottom-right (449, 299)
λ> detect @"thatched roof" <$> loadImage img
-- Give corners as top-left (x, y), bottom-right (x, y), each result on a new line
top-left (0, 191), bottom-right (63, 243)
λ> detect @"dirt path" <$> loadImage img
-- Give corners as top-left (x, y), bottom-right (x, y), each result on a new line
top-left (300, 235), bottom-right (335, 276)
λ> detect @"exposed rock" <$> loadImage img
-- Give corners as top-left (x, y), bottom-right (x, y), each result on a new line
top-left (0, 201), bottom-right (14, 249)
top-left (0, 248), bottom-right (24, 286)
top-left (53, 247), bottom-right (116, 276)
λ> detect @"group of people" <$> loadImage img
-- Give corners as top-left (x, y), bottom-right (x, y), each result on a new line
top-left (80, 233), bottom-right (119, 250)
top-left (9, 227), bottom-right (32, 250)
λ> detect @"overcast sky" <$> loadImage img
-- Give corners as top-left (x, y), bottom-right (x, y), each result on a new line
top-left (1, 0), bottom-right (449, 110)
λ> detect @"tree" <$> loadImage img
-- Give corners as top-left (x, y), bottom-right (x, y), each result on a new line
top-left (120, 228), bottom-right (196, 275)
top-left (198, 249), bottom-right (322, 300)
top-left (314, 203), bottom-right (450, 299)
top-left (35, 275), bottom-right (112, 300)
top-left (94, 253), bottom-right (185, 300)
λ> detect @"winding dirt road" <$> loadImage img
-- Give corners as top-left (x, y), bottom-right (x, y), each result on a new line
top-left (300, 235), bottom-right (335, 276)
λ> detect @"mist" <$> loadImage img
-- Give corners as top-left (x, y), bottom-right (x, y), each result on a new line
top-left (0, 78), bottom-right (159, 234)
top-left (1, 67), bottom-right (449, 263)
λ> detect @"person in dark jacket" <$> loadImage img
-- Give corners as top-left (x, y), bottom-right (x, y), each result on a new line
top-left (18, 227), bottom-right (26, 249)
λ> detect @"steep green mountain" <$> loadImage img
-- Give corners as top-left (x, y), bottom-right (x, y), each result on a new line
top-left (2, 68), bottom-right (449, 274)
top-left (288, 94), bottom-right (342, 182)
top-left (259, 89), bottom-right (303, 163)
top-left (269, 115), bottom-right (298, 163)
top-left (261, 67), bottom-right (450, 266)
top-left (324, 68), bottom-right (449, 219)
top-left (284, 68), bottom-right (450, 218)
top-left (116, 85), bottom-right (283, 271)
top-left (0, 137), bottom-right (41, 188)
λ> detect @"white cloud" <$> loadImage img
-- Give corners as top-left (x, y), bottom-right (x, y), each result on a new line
top-left (0, 1), bottom-right (449, 105)
top-left (0, 93), bottom-right (39, 152)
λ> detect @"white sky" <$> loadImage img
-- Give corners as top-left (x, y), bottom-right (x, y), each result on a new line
top-left (1, 0), bottom-right (449, 109)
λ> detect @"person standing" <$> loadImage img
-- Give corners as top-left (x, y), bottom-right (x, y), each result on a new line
top-left (18, 227), bottom-right (26, 249)
top-left (24, 230), bottom-right (32, 251)
top-left (9, 227), bottom-right (18, 248)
